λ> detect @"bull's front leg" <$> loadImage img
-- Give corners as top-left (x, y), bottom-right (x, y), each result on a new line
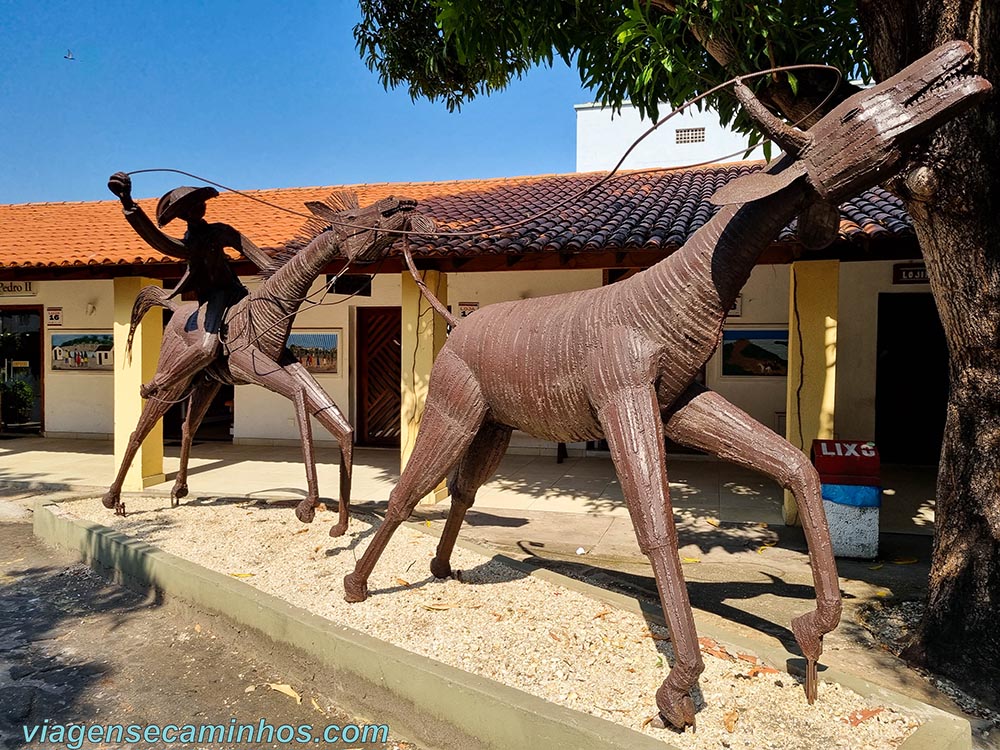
top-left (598, 386), bottom-right (703, 731)
top-left (663, 384), bottom-right (842, 703)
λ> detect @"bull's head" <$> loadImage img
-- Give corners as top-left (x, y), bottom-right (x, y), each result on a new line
top-left (306, 193), bottom-right (436, 264)
top-left (712, 41), bottom-right (992, 247)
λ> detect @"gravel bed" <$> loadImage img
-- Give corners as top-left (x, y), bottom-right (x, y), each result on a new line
top-left (65, 496), bottom-right (920, 749)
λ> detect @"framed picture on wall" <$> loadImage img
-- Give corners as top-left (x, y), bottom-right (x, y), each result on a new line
top-left (51, 332), bottom-right (115, 371)
top-left (720, 328), bottom-right (788, 377)
top-left (287, 330), bottom-right (341, 375)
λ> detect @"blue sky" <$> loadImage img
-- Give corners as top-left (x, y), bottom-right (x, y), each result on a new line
top-left (0, 1), bottom-right (594, 204)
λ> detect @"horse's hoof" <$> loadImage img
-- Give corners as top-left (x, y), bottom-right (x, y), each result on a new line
top-left (343, 573), bottom-right (368, 603)
top-left (295, 500), bottom-right (316, 524)
top-left (655, 684), bottom-right (697, 731)
top-left (328, 522), bottom-right (348, 538)
top-left (101, 493), bottom-right (118, 510)
top-left (430, 557), bottom-right (452, 579)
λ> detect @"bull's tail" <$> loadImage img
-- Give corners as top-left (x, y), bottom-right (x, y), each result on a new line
top-left (125, 286), bottom-right (177, 361)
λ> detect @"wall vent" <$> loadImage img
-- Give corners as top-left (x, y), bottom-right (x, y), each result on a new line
top-left (675, 127), bottom-right (706, 144)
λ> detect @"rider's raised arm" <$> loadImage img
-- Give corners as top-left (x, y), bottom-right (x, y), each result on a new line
top-left (108, 172), bottom-right (190, 260)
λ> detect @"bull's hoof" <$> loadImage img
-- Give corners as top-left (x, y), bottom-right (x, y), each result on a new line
top-left (429, 557), bottom-right (452, 579)
top-left (295, 500), bottom-right (316, 524)
top-left (170, 484), bottom-right (188, 507)
top-left (101, 492), bottom-right (118, 510)
top-left (655, 683), bottom-right (697, 731)
top-left (114, 501), bottom-right (126, 517)
top-left (791, 610), bottom-right (830, 704)
top-left (343, 573), bottom-right (368, 603)
top-left (328, 521), bottom-right (348, 538)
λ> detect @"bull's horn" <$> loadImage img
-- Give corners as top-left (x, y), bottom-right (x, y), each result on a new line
top-left (734, 80), bottom-right (812, 158)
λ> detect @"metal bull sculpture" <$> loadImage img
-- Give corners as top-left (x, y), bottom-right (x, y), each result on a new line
top-left (103, 191), bottom-right (435, 537)
top-left (342, 41), bottom-right (991, 729)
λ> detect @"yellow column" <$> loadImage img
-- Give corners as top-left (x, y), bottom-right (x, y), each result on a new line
top-left (113, 277), bottom-right (164, 489)
top-left (784, 260), bottom-right (838, 525)
top-left (400, 270), bottom-right (449, 504)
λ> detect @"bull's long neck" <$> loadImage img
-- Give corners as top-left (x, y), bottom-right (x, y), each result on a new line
top-left (635, 185), bottom-right (808, 328)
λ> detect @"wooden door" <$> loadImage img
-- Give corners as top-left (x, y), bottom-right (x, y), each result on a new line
top-left (357, 307), bottom-right (402, 447)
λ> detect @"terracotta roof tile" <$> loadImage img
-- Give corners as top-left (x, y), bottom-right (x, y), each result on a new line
top-left (0, 164), bottom-right (914, 271)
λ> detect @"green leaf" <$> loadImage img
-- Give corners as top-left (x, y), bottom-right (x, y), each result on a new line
top-left (786, 71), bottom-right (799, 96)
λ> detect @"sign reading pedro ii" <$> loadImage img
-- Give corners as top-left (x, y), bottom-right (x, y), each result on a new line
top-left (0, 281), bottom-right (36, 296)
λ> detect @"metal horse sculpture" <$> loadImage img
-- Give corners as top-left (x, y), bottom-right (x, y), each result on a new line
top-left (103, 192), bottom-right (434, 537)
top-left (342, 42), bottom-right (991, 729)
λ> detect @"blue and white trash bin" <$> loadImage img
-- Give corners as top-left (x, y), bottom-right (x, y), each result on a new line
top-left (811, 440), bottom-right (881, 559)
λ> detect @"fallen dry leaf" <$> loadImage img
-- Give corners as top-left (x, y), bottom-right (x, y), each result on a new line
top-left (681, 557), bottom-right (701, 564)
top-left (736, 653), bottom-right (758, 665)
top-left (267, 683), bottom-right (302, 704)
top-left (229, 572), bottom-right (254, 579)
top-left (293, 528), bottom-right (309, 535)
top-left (310, 697), bottom-right (324, 715)
top-left (194, 623), bottom-right (202, 633)
top-left (724, 709), bottom-right (739, 732)
top-left (244, 685), bottom-right (256, 693)
top-left (705, 518), bottom-right (721, 527)
top-left (395, 578), bottom-right (411, 587)
top-left (748, 665), bottom-right (781, 677)
top-left (868, 563), bottom-right (884, 570)
top-left (593, 609), bottom-right (612, 620)
top-left (842, 707), bottom-right (884, 726)
top-left (421, 602), bottom-right (458, 611)
top-left (890, 557), bottom-right (918, 565)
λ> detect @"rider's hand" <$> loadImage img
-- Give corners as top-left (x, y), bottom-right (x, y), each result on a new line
top-left (107, 172), bottom-right (134, 207)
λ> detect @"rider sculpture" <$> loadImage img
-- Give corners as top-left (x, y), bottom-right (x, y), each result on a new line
top-left (108, 172), bottom-right (271, 398)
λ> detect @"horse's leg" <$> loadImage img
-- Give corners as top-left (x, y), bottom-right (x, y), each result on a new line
top-left (286, 363), bottom-right (354, 537)
top-left (141, 304), bottom-right (218, 399)
top-left (663, 384), bottom-right (842, 704)
top-left (430, 419), bottom-right (512, 579)
top-left (344, 353), bottom-right (486, 603)
top-left (227, 348), bottom-right (320, 522)
top-left (102, 381), bottom-right (191, 516)
top-left (171, 378), bottom-right (222, 507)
top-left (598, 386), bottom-right (702, 731)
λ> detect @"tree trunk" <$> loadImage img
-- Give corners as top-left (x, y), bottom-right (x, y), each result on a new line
top-left (857, 0), bottom-right (1000, 702)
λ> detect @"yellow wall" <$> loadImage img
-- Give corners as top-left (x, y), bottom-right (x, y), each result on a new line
top-left (784, 260), bottom-right (838, 524)
top-left (112, 277), bottom-right (164, 489)
top-left (400, 270), bottom-right (449, 503)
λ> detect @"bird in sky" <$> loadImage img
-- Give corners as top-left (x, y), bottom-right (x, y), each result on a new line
top-left (63, 49), bottom-right (76, 61)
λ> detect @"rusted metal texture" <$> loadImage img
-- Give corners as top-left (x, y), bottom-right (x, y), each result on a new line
top-left (342, 41), bottom-right (991, 730)
top-left (103, 180), bottom-right (432, 538)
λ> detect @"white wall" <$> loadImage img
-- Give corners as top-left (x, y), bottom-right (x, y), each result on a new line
top-left (706, 265), bottom-right (790, 433)
top-left (575, 102), bottom-right (765, 173)
top-left (836, 259), bottom-right (932, 441)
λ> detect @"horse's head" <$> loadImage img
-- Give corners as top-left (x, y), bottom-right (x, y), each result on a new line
top-left (305, 193), bottom-right (436, 264)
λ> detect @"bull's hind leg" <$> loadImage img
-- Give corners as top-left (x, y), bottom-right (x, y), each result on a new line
top-left (102, 381), bottom-right (191, 516)
top-left (171, 378), bottom-right (222, 506)
top-left (344, 353), bottom-right (487, 603)
top-left (599, 387), bottom-right (703, 731)
top-left (431, 419), bottom-right (512, 579)
top-left (663, 384), bottom-right (842, 704)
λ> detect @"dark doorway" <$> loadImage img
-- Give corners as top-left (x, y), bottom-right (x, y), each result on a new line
top-left (875, 293), bottom-right (948, 464)
top-left (0, 306), bottom-right (43, 434)
top-left (163, 383), bottom-right (235, 444)
top-left (357, 307), bottom-right (401, 447)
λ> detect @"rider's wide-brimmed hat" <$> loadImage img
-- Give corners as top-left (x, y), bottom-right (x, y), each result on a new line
top-left (156, 186), bottom-right (220, 226)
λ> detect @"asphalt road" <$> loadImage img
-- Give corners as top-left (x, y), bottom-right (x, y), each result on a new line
top-left (0, 519), bottom-right (416, 750)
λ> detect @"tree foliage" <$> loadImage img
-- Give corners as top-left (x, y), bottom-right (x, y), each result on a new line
top-left (355, 0), bottom-right (868, 142)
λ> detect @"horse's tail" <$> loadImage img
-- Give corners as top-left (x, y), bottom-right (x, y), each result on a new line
top-left (125, 286), bottom-right (177, 362)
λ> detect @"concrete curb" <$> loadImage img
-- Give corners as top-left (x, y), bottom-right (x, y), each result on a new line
top-left (35, 501), bottom-right (969, 750)
top-left (33, 501), bottom-right (668, 750)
